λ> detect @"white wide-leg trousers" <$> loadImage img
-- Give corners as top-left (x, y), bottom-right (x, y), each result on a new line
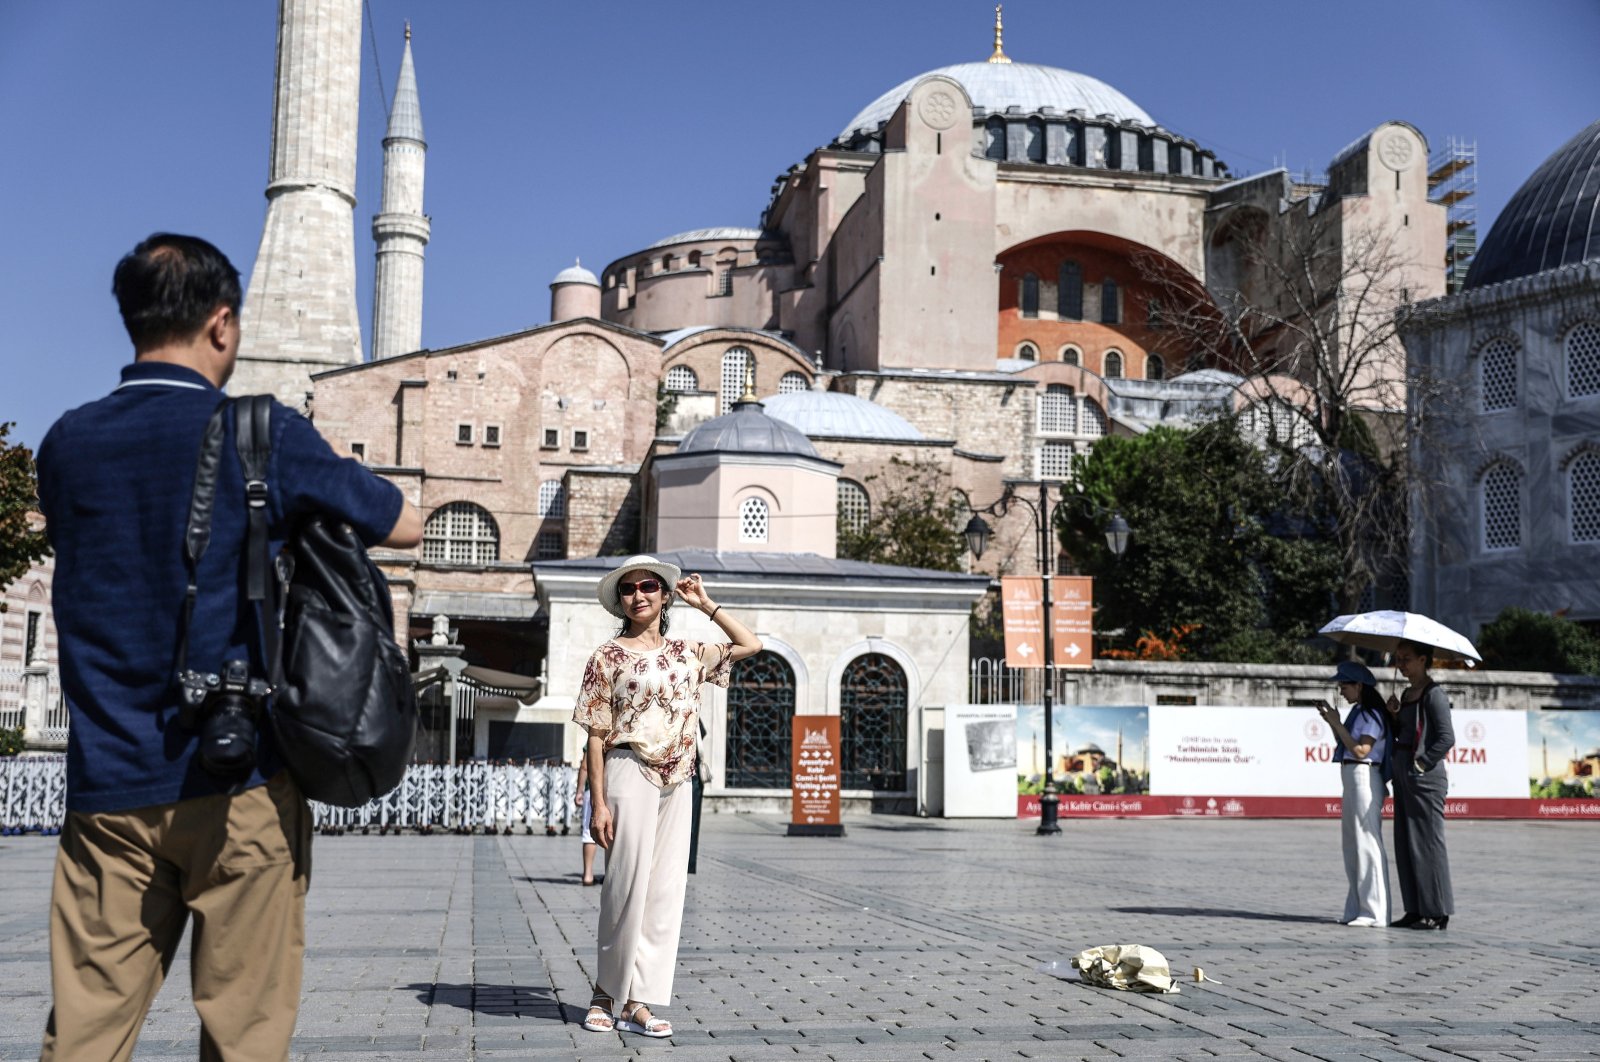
top-left (1340, 762), bottom-right (1390, 926)
top-left (597, 748), bottom-right (692, 1006)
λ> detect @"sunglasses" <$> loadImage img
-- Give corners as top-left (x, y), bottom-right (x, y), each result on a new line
top-left (618, 579), bottom-right (663, 597)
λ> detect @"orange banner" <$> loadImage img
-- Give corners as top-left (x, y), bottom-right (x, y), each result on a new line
top-left (789, 715), bottom-right (842, 836)
top-left (1002, 576), bottom-right (1094, 669)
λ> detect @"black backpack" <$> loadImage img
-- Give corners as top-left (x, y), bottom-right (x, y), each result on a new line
top-left (197, 396), bottom-right (417, 807)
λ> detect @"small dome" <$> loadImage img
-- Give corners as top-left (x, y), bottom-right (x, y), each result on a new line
top-left (840, 61), bottom-right (1153, 140)
top-left (760, 391), bottom-right (924, 442)
top-left (678, 399), bottom-right (820, 458)
top-left (551, 261), bottom-right (598, 287)
top-left (1466, 119), bottom-right (1600, 289)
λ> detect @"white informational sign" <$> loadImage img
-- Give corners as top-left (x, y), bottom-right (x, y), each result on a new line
top-left (943, 704), bottom-right (1020, 817)
top-left (1148, 706), bottom-right (1529, 798)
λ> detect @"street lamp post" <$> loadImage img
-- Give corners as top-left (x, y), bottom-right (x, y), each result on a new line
top-left (965, 482), bottom-right (1130, 836)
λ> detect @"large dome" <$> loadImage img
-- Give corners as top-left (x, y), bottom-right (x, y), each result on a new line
top-left (759, 391), bottom-right (924, 442)
top-left (1466, 119), bottom-right (1600, 289)
top-left (839, 61), bottom-right (1154, 140)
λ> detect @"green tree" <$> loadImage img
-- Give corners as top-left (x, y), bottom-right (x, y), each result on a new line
top-left (1059, 418), bottom-right (1341, 662)
top-left (837, 456), bottom-right (966, 572)
top-left (1478, 608), bottom-right (1600, 676)
top-left (0, 422), bottom-right (49, 593)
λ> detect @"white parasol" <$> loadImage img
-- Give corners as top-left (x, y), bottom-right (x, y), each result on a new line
top-left (1318, 610), bottom-right (1481, 667)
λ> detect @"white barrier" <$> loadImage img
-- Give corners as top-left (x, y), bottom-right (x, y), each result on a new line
top-left (0, 758), bottom-right (576, 835)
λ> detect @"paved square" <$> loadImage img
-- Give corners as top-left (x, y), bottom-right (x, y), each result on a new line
top-left (1, 814), bottom-right (1597, 1060)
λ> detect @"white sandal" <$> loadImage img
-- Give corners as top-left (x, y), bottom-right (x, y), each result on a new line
top-left (581, 991), bottom-right (615, 1032)
top-left (617, 1001), bottom-right (672, 1038)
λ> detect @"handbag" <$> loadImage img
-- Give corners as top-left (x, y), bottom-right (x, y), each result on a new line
top-left (232, 396), bottom-right (417, 807)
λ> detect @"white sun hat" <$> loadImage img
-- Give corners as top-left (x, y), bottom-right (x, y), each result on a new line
top-left (596, 555), bottom-right (682, 618)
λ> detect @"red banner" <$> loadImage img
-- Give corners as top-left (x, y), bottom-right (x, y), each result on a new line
top-left (789, 716), bottom-right (842, 836)
top-left (1001, 576), bottom-right (1093, 668)
top-left (1018, 794), bottom-right (1600, 820)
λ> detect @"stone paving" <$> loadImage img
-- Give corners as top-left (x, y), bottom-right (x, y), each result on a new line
top-left (1, 814), bottom-right (1598, 1060)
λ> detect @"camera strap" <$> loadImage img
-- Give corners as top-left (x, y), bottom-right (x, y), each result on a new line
top-left (176, 398), bottom-right (233, 679)
top-left (176, 396), bottom-right (282, 682)
top-left (232, 395), bottom-right (281, 676)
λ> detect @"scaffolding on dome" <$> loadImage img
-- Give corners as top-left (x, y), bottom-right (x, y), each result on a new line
top-left (1428, 137), bottom-right (1478, 294)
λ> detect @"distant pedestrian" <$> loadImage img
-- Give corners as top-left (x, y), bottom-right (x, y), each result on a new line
top-left (1387, 639), bottom-right (1456, 930)
top-left (1315, 661), bottom-right (1391, 928)
top-left (35, 233), bottom-right (421, 1059)
top-left (576, 756), bottom-right (598, 885)
top-left (574, 556), bottom-right (762, 1037)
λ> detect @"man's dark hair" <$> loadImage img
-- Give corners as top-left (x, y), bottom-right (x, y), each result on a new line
top-left (112, 233), bottom-right (242, 350)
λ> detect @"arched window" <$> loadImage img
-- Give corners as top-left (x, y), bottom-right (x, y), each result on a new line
top-left (984, 116), bottom-right (1006, 160)
top-left (1016, 342), bottom-right (1038, 361)
top-left (1058, 261), bottom-right (1083, 320)
top-left (1020, 273), bottom-right (1040, 318)
top-left (840, 653), bottom-right (907, 791)
top-left (687, 251), bottom-right (702, 268)
top-left (1147, 298), bottom-right (1163, 330)
top-left (837, 479), bottom-right (870, 536)
top-left (1025, 117), bottom-right (1045, 163)
top-left (661, 254), bottom-right (675, 272)
top-left (1100, 278), bottom-right (1120, 324)
top-left (1146, 354), bottom-right (1166, 381)
top-left (721, 347), bottom-right (752, 413)
top-left (1059, 345), bottom-right (1081, 367)
top-left (1103, 350), bottom-right (1124, 378)
top-left (422, 502), bottom-right (499, 564)
top-left (1479, 338), bottom-right (1518, 411)
top-left (665, 365), bottom-right (698, 392)
top-left (1038, 383), bottom-right (1077, 435)
top-left (739, 496), bottom-right (769, 543)
top-left (1081, 399), bottom-right (1107, 437)
top-left (1570, 452), bottom-right (1600, 544)
top-left (536, 479), bottom-right (565, 518)
top-left (778, 371), bottom-right (808, 395)
top-left (1241, 401), bottom-right (1312, 450)
top-left (1567, 322), bottom-right (1600, 398)
top-left (725, 651), bottom-right (795, 788)
top-left (1481, 463), bottom-right (1522, 551)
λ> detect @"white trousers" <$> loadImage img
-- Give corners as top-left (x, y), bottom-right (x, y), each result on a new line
top-left (1340, 762), bottom-right (1391, 926)
top-left (597, 749), bottom-right (692, 1006)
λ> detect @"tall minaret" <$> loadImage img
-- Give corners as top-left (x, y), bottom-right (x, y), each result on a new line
top-left (371, 23), bottom-right (429, 360)
top-left (232, 0), bottom-right (364, 408)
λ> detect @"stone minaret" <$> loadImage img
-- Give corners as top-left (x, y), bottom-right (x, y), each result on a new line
top-left (232, 0), bottom-right (364, 408)
top-left (371, 24), bottom-right (429, 360)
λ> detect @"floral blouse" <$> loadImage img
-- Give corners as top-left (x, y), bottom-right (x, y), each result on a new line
top-left (573, 638), bottom-right (735, 787)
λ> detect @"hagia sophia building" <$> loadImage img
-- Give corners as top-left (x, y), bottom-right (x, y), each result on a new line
top-left (135, 0), bottom-right (1592, 785)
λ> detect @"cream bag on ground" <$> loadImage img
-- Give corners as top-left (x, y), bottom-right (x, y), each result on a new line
top-left (1071, 945), bottom-right (1180, 994)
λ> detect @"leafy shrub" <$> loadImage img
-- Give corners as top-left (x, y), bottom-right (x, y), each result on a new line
top-left (1478, 608), bottom-right (1600, 675)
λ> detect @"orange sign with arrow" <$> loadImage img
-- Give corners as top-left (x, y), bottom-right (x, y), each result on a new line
top-left (1001, 575), bottom-right (1094, 669)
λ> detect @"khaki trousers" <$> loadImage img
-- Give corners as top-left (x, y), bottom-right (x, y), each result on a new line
top-left (41, 772), bottom-right (312, 1062)
top-left (597, 749), bottom-right (691, 1007)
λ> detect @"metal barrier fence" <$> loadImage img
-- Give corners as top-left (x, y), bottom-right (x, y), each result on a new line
top-left (0, 668), bottom-right (72, 742)
top-left (0, 758), bottom-right (578, 835)
top-left (968, 657), bottom-right (1073, 704)
top-left (0, 668), bottom-right (22, 731)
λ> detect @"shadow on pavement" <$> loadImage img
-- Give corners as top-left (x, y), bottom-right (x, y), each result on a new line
top-left (518, 874), bottom-right (604, 886)
top-left (1110, 905), bottom-right (1331, 924)
top-left (409, 982), bottom-right (573, 1022)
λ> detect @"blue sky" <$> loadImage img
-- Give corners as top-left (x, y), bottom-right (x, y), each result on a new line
top-left (3, 0), bottom-right (1596, 450)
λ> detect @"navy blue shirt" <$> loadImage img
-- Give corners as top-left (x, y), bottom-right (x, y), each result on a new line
top-left (37, 362), bottom-right (403, 813)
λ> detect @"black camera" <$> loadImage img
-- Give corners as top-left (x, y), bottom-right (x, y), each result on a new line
top-left (179, 659), bottom-right (272, 776)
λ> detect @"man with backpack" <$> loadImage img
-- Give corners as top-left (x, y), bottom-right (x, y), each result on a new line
top-left (35, 233), bottom-right (422, 1060)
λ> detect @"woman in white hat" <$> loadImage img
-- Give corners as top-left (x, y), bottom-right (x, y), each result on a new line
top-left (575, 555), bottom-right (762, 1038)
top-left (1315, 660), bottom-right (1391, 927)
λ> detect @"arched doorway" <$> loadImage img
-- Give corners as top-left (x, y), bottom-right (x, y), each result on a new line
top-left (839, 653), bottom-right (907, 790)
top-left (725, 651), bottom-right (794, 788)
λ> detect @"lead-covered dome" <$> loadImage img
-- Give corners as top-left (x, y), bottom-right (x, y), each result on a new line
top-left (1466, 119), bottom-right (1600, 289)
top-left (678, 398), bottom-right (820, 457)
top-left (839, 61), bottom-right (1154, 140)
top-left (759, 391), bottom-right (924, 441)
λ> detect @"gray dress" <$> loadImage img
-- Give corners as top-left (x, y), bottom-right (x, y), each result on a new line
top-left (1392, 682), bottom-right (1455, 918)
